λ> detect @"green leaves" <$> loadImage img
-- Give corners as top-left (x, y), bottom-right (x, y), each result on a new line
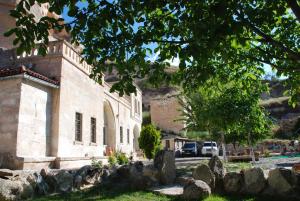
top-left (181, 76), bottom-right (271, 145)
top-left (5, 0), bottom-right (300, 99)
top-left (138, 125), bottom-right (161, 159)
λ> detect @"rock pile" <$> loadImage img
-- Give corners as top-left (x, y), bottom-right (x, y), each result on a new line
top-left (0, 165), bottom-right (104, 201)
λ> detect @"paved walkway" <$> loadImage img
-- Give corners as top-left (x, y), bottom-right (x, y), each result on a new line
top-left (149, 185), bottom-right (184, 196)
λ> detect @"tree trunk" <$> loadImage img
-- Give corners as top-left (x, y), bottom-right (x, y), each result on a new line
top-left (221, 132), bottom-right (227, 162)
top-left (248, 133), bottom-right (255, 163)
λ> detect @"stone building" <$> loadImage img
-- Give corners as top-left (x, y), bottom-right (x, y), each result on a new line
top-left (0, 1), bottom-right (142, 170)
top-left (150, 95), bottom-right (185, 134)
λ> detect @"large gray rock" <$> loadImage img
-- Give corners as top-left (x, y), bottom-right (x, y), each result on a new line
top-left (208, 156), bottom-right (225, 192)
top-left (223, 172), bottom-right (242, 194)
top-left (183, 180), bottom-right (211, 200)
top-left (192, 164), bottom-right (215, 188)
top-left (143, 164), bottom-right (159, 182)
top-left (268, 168), bottom-right (297, 194)
top-left (0, 178), bottom-right (34, 201)
top-left (54, 170), bottom-right (73, 192)
top-left (242, 168), bottom-right (266, 194)
top-left (75, 165), bottom-right (102, 185)
top-left (208, 156), bottom-right (225, 179)
top-left (154, 150), bottom-right (176, 185)
top-left (35, 173), bottom-right (50, 195)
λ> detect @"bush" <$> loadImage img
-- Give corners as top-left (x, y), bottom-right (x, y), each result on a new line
top-left (138, 124), bottom-right (161, 159)
top-left (91, 158), bottom-right (103, 169)
top-left (108, 151), bottom-right (129, 166)
top-left (108, 154), bottom-right (117, 167)
top-left (115, 151), bottom-right (129, 165)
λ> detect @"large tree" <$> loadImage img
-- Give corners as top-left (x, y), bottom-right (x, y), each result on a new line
top-left (5, 0), bottom-right (300, 98)
top-left (180, 77), bottom-right (271, 161)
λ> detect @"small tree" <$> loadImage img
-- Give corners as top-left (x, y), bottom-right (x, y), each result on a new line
top-left (138, 125), bottom-right (161, 159)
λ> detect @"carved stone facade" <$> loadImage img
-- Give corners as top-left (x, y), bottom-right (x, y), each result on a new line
top-left (0, 1), bottom-right (142, 170)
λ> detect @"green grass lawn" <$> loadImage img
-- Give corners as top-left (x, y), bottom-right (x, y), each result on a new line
top-left (31, 185), bottom-right (279, 201)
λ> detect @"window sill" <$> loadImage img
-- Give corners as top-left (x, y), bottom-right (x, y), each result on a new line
top-left (89, 142), bottom-right (98, 146)
top-left (73, 141), bottom-right (83, 145)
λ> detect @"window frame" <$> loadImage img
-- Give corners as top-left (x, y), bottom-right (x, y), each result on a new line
top-left (90, 117), bottom-right (97, 143)
top-left (120, 126), bottom-right (123, 143)
top-left (75, 112), bottom-right (83, 142)
top-left (127, 128), bottom-right (130, 144)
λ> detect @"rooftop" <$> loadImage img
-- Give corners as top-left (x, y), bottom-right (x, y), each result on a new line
top-left (0, 66), bottom-right (60, 86)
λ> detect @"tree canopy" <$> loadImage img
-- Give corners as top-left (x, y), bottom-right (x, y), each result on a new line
top-left (180, 77), bottom-right (271, 146)
top-left (5, 0), bottom-right (300, 97)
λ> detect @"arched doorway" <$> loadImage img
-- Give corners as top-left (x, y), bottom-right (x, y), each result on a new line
top-left (103, 101), bottom-right (116, 151)
top-left (133, 125), bottom-right (140, 152)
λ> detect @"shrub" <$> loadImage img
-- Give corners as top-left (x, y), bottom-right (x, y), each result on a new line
top-left (108, 151), bottom-right (129, 166)
top-left (108, 154), bottom-right (117, 167)
top-left (91, 158), bottom-right (103, 169)
top-left (138, 124), bottom-right (161, 159)
top-left (115, 151), bottom-right (129, 165)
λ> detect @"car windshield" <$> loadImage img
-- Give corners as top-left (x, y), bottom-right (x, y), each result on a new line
top-left (183, 143), bottom-right (195, 148)
top-left (203, 142), bottom-right (217, 147)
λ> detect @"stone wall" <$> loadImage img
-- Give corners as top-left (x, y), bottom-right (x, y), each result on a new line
top-left (17, 79), bottom-right (53, 157)
top-left (150, 95), bottom-right (185, 134)
top-left (0, 78), bottom-right (21, 156)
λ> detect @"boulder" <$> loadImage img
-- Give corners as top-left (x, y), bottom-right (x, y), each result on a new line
top-left (40, 169), bottom-right (47, 178)
top-left (117, 165), bottom-right (131, 179)
top-left (192, 164), bottom-right (215, 188)
top-left (154, 150), bottom-right (176, 185)
top-left (183, 180), bottom-right (211, 200)
top-left (143, 164), bottom-right (159, 182)
top-left (208, 156), bottom-right (225, 192)
top-left (75, 165), bottom-right (102, 185)
top-left (74, 175), bottom-right (83, 189)
top-left (223, 172), bottom-right (242, 194)
top-left (208, 156), bottom-right (225, 179)
top-left (0, 178), bottom-right (34, 201)
top-left (35, 173), bottom-right (50, 195)
top-left (242, 168), bottom-right (266, 194)
top-left (43, 173), bottom-right (57, 193)
top-left (133, 161), bottom-right (144, 172)
top-left (268, 168), bottom-right (297, 194)
top-left (101, 168), bottom-right (111, 180)
top-left (54, 170), bottom-right (73, 192)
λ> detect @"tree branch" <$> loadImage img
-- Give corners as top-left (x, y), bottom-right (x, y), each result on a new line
top-left (236, 11), bottom-right (300, 61)
top-left (287, 0), bottom-right (300, 22)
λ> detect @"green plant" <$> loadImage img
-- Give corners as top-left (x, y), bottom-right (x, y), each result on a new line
top-left (91, 158), bottom-right (103, 169)
top-left (108, 155), bottom-right (117, 167)
top-left (138, 125), bottom-right (161, 159)
top-left (115, 151), bottom-right (129, 165)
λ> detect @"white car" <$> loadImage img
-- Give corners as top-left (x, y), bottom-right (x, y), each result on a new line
top-left (201, 141), bottom-right (219, 156)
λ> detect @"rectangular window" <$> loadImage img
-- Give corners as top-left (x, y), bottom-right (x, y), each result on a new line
top-left (120, 126), bottom-right (123, 143)
top-left (127, 129), bottom-right (130, 144)
top-left (75, 112), bottom-right (82, 141)
top-left (103, 127), bottom-right (106, 145)
top-left (91, 117), bottom-right (96, 143)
